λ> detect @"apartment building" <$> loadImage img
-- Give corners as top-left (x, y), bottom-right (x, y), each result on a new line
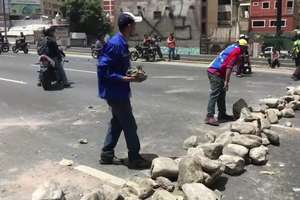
top-left (250, 0), bottom-right (297, 34)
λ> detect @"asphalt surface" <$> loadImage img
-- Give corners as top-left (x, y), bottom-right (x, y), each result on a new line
top-left (0, 52), bottom-right (300, 199)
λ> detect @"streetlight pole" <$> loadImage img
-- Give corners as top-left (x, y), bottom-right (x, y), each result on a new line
top-left (276, 0), bottom-right (282, 37)
top-left (2, 0), bottom-right (7, 38)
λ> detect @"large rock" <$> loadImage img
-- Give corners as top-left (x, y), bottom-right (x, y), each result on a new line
top-left (230, 122), bottom-right (256, 135)
top-left (287, 101), bottom-right (300, 110)
top-left (249, 146), bottom-right (269, 165)
top-left (219, 155), bottom-right (245, 175)
top-left (182, 183), bottom-right (220, 200)
top-left (32, 181), bottom-right (65, 200)
top-left (261, 133), bottom-right (271, 146)
top-left (197, 143), bottom-right (223, 159)
top-left (151, 190), bottom-right (183, 200)
top-left (183, 133), bottom-right (215, 150)
top-left (187, 147), bottom-right (205, 157)
top-left (222, 144), bottom-right (249, 158)
top-left (232, 98), bottom-right (248, 119)
top-left (183, 136), bottom-right (199, 150)
top-left (259, 98), bottom-right (280, 108)
top-left (202, 165), bottom-right (225, 186)
top-left (281, 108), bottom-right (295, 118)
top-left (177, 157), bottom-right (204, 188)
top-left (193, 155), bottom-right (223, 173)
top-left (214, 131), bottom-right (239, 146)
top-left (232, 134), bottom-right (262, 149)
top-left (80, 185), bottom-right (120, 200)
top-left (286, 86), bottom-right (295, 95)
top-left (294, 86), bottom-right (300, 95)
top-left (249, 104), bottom-right (268, 113)
top-left (155, 177), bottom-right (175, 192)
top-left (281, 95), bottom-right (295, 103)
top-left (259, 116), bottom-right (271, 130)
top-left (121, 177), bottom-right (156, 199)
top-left (266, 109), bottom-right (279, 124)
top-left (239, 107), bottom-right (257, 122)
top-left (262, 129), bottom-right (280, 146)
top-left (151, 157), bottom-right (179, 180)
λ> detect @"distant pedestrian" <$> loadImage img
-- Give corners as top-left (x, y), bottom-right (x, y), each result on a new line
top-left (205, 39), bottom-right (248, 126)
top-left (292, 32), bottom-right (300, 81)
top-left (98, 12), bottom-right (150, 169)
top-left (269, 48), bottom-right (280, 68)
top-left (167, 32), bottom-right (176, 61)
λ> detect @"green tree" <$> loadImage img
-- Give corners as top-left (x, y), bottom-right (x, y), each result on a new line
top-left (61, 0), bottom-right (111, 36)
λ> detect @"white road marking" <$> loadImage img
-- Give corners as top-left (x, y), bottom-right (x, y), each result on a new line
top-left (271, 124), bottom-right (300, 132)
top-left (65, 68), bottom-right (96, 74)
top-left (74, 165), bottom-right (126, 187)
top-left (0, 77), bottom-right (27, 85)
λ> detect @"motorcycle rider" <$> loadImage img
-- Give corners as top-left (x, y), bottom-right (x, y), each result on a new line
top-left (0, 32), bottom-right (4, 49)
top-left (0, 32), bottom-right (3, 53)
top-left (37, 27), bottom-right (70, 87)
top-left (152, 34), bottom-right (163, 59)
top-left (17, 32), bottom-right (26, 49)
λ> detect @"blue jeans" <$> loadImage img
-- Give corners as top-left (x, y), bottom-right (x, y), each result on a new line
top-left (102, 99), bottom-right (141, 161)
top-left (207, 72), bottom-right (226, 117)
top-left (168, 48), bottom-right (175, 60)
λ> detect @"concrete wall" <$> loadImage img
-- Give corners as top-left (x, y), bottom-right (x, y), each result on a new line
top-left (116, 0), bottom-right (206, 48)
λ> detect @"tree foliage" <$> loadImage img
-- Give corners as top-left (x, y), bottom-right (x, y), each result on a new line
top-left (61, 0), bottom-right (111, 36)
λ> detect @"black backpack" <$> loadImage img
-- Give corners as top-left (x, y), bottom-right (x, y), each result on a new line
top-left (37, 37), bottom-right (49, 56)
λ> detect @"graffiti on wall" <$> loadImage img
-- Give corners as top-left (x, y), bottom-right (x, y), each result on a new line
top-left (119, 0), bottom-right (201, 40)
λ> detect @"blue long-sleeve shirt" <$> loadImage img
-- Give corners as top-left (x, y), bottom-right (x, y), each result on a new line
top-left (97, 32), bottom-right (131, 101)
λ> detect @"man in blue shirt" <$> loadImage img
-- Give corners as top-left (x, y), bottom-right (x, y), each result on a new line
top-left (98, 12), bottom-right (150, 169)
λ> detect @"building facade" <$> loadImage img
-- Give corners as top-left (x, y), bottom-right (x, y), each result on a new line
top-left (250, 0), bottom-right (297, 34)
top-left (41, 0), bottom-right (64, 17)
top-left (102, 0), bottom-right (115, 22)
top-left (116, 0), bottom-right (218, 53)
top-left (0, 0), bottom-right (10, 32)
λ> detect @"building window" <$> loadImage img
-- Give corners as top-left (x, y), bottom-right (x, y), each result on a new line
top-left (253, 2), bottom-right (259, 6)
top-left (274, 1), bottom-right (277, 9)
top-left (153, 11), bottom-right (162, 20)
top-left (252, 20), bottom-right (265, 28)
top-left (262, 2), bottom-right (270, 9)
top-left (270, 19), bottom-right (287, 27)
top-left (287, 1), bottom-right (294, 9)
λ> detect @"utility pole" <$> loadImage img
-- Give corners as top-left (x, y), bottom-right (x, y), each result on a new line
top-left (1, 0), bottom-right (7, 38)
top-left (276, 0), bottom-right (282, 37)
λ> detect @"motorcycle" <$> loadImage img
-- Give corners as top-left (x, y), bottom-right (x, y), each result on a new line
top-left (12, 40), bottom-right (29, 54)
top-left (1, 42), bottom-right (9, 52)
top-left (130, 44), bottom-right (156, 62)
top-left (38, 55), bottom-right (57, 90)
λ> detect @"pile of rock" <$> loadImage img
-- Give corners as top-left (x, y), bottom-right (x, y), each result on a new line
top-left (32, 86), bottom-right (300, 200)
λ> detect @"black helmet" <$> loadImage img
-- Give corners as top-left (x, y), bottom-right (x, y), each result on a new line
top-left (43, 26), bottom-right (56, 36)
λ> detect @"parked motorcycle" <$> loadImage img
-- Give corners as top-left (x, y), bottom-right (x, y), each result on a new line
top-left (130, 44), bottom-right (156, 62)
top-left (12, 39), bottom-right (28, 54)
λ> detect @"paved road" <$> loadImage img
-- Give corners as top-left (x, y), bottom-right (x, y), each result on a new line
top-left (0, 52), bottom-right (300, 199)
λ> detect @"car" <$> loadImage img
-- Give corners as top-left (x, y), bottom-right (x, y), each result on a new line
top-left (263, 47), bottom-right (292, 59)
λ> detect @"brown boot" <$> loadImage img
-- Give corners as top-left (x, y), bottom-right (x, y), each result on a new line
top-left (205, 117), bottom-right (219, 126)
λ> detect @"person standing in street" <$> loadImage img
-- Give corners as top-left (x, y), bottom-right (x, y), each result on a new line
top-left (269, 48), bottom-right (280, 68)
top-left (205, 39), bottom-right (248, 126)
top-left (292, 32), bottom-right (300, 81)
top-left (98, 12), bottom-right (150, 169)
top-left (167, 32), bottom-right (176, 61)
